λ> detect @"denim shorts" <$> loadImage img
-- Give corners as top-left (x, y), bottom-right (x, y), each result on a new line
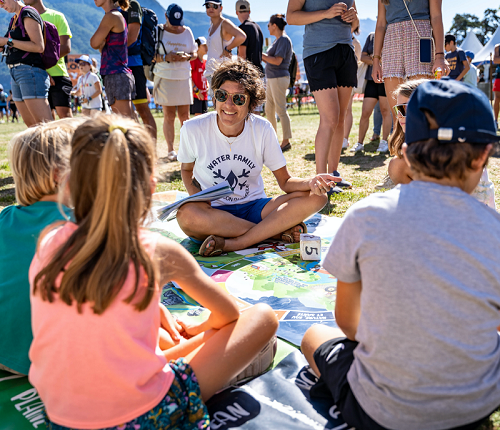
top-left (10, 64), bottom-right (50, 102)
top-left (214, 197), bottom-right (272, 224)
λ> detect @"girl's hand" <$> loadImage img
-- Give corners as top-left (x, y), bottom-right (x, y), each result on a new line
top-left (177, 318), bottom-right (209, 339)
top-left (324, 2), bottom-right (347, 19)
top-left (341, 7), bottom-right (358, 23)
top-left (159, 303), bottom-right (183, 343)
top-left (372, 60), bottom-right (383, 83)
top-left (309, 173), bottom-right (338, 196)
top-left (433, 56), bottom-right (450, 76)
top-left (221, 48), bottom-right (232, 59)
top-left (0, 37), bottom-right (7, 46)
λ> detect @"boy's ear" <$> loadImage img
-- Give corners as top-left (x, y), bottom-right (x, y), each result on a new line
top-left (423, 110), bottom-right (439, 130)
top-left (472, 143), bottom-right (494, 171)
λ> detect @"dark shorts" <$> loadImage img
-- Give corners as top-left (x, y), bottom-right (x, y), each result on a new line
top-left (214, 197), bottom-right (272, 224)
top-left (103, 73), bottom-right (136, 106)
top-left (313, 338), bottom-right (492, 430)
top-left (190, 98), bottom-right (208, 115)
top-left (45, 358), bottom-right (209, 430)
top-left (304, 44), bottom-right (357, 92)
top-left (48, 75), bottom-right (72, 109)
top-left (364, 79), bottom-right (387, 99)
top-left (130, 65), bottom-right (148, 104)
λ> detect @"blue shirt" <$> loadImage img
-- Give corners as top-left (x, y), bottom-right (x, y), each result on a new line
top-left (385, 0), bottom-right (430, 25)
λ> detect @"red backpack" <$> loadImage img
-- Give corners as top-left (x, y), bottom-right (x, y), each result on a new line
top-left (8, 6), bottom-right (61, 70)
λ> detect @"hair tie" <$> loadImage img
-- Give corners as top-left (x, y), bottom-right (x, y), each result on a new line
top-left (109, 125), bottom-right (128, 134)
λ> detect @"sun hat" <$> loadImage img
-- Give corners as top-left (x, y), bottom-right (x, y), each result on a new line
top-left (406, 78), bottom-right (500, 145)
top-left (75, 55), bottom-right (92, 65)
top-left (166, 3), bottom-right (184, 26)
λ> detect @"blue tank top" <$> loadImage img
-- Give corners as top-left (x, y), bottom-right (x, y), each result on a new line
top-left (100, 12), bottom-right (132, 76)
top-left (302, 0), bottom-right (354, 60)
top-left (385, 0), bottom-right (430, 25)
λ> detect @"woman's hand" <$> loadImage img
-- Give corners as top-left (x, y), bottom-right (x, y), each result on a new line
top-left (372, 59), bottom-right (383, 83)
top-left (177, 318), bottom-right (210, 339)
top-left (160, 303), bottom-right (183, 343)
top-left (0, 37), bottom-right (7, 46)
top-left (341, 7), bottom-right (358, 23)
top-left (324, 2), bottom-right (347, 19)
top-left (432, 55), bottom-right (450, 76)
top-left (309, 173), bottom-right (339, 196)
top-left (221, 48), bottom-right (232, 59)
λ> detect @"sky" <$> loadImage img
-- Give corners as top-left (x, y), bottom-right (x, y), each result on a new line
top-left (160, 0), bottom-right (500, 31)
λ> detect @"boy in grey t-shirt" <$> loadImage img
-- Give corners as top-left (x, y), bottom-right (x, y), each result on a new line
top-left (301, 78), bottom-right (500, 430)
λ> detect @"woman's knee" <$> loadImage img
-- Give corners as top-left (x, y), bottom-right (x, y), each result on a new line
top-left (176, 204), bottom-right (203, 231)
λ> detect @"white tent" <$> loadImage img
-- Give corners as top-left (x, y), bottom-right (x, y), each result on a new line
top-left (473, 27), bottom-right (500, 65)
top-left (459, 32), bottom-right (483, 55)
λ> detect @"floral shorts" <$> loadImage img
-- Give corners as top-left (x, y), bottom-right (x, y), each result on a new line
top-left (45, 358), bottom-right (210, 430)
top-left (382, 20), bottom-right (434, 80)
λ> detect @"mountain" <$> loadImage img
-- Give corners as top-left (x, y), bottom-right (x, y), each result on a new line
top-left (0, 1), bottom-right (375, 90)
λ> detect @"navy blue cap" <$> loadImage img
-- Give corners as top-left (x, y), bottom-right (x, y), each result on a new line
top-left (166, 4), bottom-right (184, 26)
top-left (465, 50), bottom-right (475, 60)
top-left (203, 0), bottom-right (222, 5)
top-left (406, 78), bottom-right (500, 145)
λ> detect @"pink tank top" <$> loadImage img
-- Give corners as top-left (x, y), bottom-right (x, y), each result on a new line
top-left (29, 223), bottom-right (174, 428)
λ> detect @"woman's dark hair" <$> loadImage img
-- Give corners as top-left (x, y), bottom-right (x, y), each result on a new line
top-left (211, 58), bottom-right (266, 113)
top-left (270, 14), bottom-right (287, 31)
top-left (116, 0), bottom-right (129, 11)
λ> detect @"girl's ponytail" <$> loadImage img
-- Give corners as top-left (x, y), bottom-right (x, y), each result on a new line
top-left (117, 0), bottom-right (129, 11)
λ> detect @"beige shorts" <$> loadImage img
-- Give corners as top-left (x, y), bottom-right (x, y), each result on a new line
top-left (382, 20), bottom-right (434, 80)
top-left (153, 77), bottom-right (193, 107)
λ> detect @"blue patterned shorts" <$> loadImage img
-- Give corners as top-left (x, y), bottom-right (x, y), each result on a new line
top-left (46, 358), bottom-right (210, 430)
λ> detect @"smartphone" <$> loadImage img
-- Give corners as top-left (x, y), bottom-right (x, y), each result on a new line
top-left (419, 38), bottom-right (432, 64)
top-left (176, 51), bottom-right (185, 56)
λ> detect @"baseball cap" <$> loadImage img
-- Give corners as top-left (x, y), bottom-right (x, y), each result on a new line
top-left (465, 50), bottom-right (475, 60)
top-left (406, 78), bottom-right (500, 146)
top-left (75, 55), bottom-right (92, 65)
top-left (236, 0), bottom-right (250, 12)
top-left (166, 3), bottom-right (184, 26)
top-left (196, 36), bottom-right (207, 45)
top-left (203, 0), bottom-right (222, 5)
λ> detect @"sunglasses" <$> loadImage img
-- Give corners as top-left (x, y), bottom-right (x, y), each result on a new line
top-left (214, 89), bottom-right (248, 106)
top-left (205, 3), bottom-right (219, 9)
top-left (393, 103), bottom-right (408, 117)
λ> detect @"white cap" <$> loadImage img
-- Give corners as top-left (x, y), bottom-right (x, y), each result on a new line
top-left (197, 36), bottom-right (207, 45)
top-left (75, 55), bottom-right (92, 65)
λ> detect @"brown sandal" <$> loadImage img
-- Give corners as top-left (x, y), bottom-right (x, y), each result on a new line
top-left (198, 235), bottom-right (226, 257)
top-left (280, 222), bottom-right (307, 243)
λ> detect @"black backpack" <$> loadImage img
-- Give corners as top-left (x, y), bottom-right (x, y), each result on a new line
top-left (120, 6), bottom-right (158, 66)
top-left (288, 51), bottom-right (298, 88)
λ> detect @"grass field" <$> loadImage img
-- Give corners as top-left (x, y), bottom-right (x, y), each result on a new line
top-left (1, 105), bottom-right (500, 428)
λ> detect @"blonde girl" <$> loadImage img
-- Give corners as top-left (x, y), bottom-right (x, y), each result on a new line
top-left (29, 115), bottom-right (278, 430)
top-left (74, 55), bottom-right (102, 117)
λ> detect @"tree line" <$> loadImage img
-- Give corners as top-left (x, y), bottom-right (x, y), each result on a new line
top-left (450, 8), bottom-right (500, 44)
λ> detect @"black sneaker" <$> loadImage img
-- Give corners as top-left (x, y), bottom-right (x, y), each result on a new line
top-left (327, 186), bottom-right (343, 196)
top-left (332, 170), bottom-right (352, 189)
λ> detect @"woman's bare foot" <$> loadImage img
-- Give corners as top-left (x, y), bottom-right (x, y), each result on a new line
top-left (271, 222), bottom-right (307, 243)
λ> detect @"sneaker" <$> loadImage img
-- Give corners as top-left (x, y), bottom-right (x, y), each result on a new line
top-left (374, 174), bottom-right (395, 190)
top-left (332, 170), bottom-right (352, 189)
top-left (342, 138), bottom-right (349, 149)
top-left (350, 142), bottom-right (364, 153)
top-left (166, 150), bottom-right (177, 162)
top-left (327, 186), bottom-right (343, 196)
top-left (377, 140), bottom-right (389, 153)
top-left (226, 335), bottom-right (278, 387)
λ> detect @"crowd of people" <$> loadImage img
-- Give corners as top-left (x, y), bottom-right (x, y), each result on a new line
top-left (1, 0), bottom-right (500, 429)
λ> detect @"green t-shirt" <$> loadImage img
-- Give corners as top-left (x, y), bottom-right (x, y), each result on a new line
top-left (41, 9), bottom-right (72, 77)
top-left (0, 201), bottom-right (72, 374)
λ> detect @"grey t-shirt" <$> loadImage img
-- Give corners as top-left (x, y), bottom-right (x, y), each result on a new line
top-left (302, 0), bottom-right (353, 60)
top-left (265, 35), bottom-right (292, 79)
top-left (324, 181), bottom-right (500, 430)
top-left (385, 0), bottom-right (430, 25)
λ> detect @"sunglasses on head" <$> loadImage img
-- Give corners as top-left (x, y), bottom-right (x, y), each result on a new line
top-left (205, 3), bottom-right (219, 9)
top-left (214, 89), bottom-right (248, 106)
top-left (393, 103), bottom-right (408, 117)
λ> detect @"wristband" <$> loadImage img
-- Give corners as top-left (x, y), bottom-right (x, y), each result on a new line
top-left (373, 54), bottom-right (381, 60)
top-left (88, 96), bottom-right (92, 102)
top-left (435, 52), bottom-right (444, 56)
top-left (7, 38), bottom-right (13, 47)
top-left (224, 46), bottom-right (231, 53)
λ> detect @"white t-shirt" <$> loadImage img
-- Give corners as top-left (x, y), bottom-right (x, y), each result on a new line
top-left (77, 72), bottom-right (102, 110)
top-left (178, 112), bottom-right (286, 206)
top-left (155, 26), bottom-right (197, 80)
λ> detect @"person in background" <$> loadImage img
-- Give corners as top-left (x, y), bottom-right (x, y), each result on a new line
top-left (119, 0), bottom-right (157, 140)
top-left (0, 0), bottom-right (53, 126)
top-left (204, 0), bottom-right (246, 88)
top-left (463, 50), bottom-right (478, 88)
top-left (494, 43), bottom-right (500, 128)
top-left (0, 84), bottom-right (8, 123)
top-left (73, 55), bottom-right (103, 117)
top-left (262, 14), bottom-right (293, 152)
top-left (371, 102), bottom-right (382, 142)
top-left (287, 0), bottom-right (358, 192)
top-left (190, 37), bottom-right (208, 117)
top-left (343, 26), bottom-right (361, 150)
top-left (372, 0), bottom-right (449, 123)
top-left (351, 32), bottom-right (392, 154)
top-left (7, 90), bottom-right (19, 123)
top-left (236, 0), bottom-right (263, 75)
top-left (90, 0), bottom-right (136, 118)
top-left (25, 0), bottom-right (73, 120)
top-left (154, 3), bottom-right (197, 161)
top-left (444, 33), bottom-right (469, 81)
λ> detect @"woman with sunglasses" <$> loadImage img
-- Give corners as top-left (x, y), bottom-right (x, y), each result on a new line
top-left (203, 0), bottom-right (246, 88)
top-left (262, 14), bottom-right (293, 152)
top-left (0, 0), bottom-right (53, 126)
top-left (153, 4), bottom-right (197, 162)
top-left (286, 0), bottom-right (358, 192)
top-left (177, 58), bottom-right (338, 257)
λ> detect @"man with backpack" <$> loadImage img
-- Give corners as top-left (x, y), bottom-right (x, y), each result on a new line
top-left (235, 0), bottom-right (263, 75)
top-left (0, 85), bottom-right (8, 123)
top-left (119, 0), bottom-right (157, 140)
top-left (25, 0), bottom-right (73, 119)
